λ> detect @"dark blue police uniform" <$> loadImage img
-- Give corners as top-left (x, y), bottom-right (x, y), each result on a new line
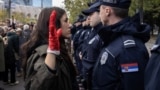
top-left (77, 23), bottom-right (102, 89)
top-left (82, 23), bottom-right (103, 76)
top-left (71, 14), bottom-right (84, 40)
top-left (80, 1), bottom-right (103, 88)
top-left (92, 16), bottom-right (151, 90)
top-left (71, 24), bottom-right (82, 40)
top-left (145, 34), bottom-right (160, 90)
top-left (72, 26), bottom-right (84, 73)
top-left (74, 26), bottom-right (91, 74)
top-left (80, 0), bottom-right (102, 67)
top-left (73, 25), bottom-right (83, 51)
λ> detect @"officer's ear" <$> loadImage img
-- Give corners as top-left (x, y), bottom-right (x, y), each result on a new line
top-left (104, 6), bottom-right (112, 16)
top-left (100, 5), bottom-right (112, 17)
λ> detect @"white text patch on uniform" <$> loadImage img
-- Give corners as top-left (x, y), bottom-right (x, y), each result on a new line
top-left (100, 52), bottom-right (108, 65)
top-left (121, 63), bottom-right (139, 73)
top-left (88, 37), bottom-right (95, 44)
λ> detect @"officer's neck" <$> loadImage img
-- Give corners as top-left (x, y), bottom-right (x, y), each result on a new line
top-left (105, 16), bottom-right (123, 26)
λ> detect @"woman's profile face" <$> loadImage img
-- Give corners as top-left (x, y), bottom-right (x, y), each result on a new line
top-left (60, 13), bottom-right (71, 38)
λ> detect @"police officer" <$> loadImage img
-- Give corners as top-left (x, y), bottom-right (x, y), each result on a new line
top-left (71, 14), bottom-right (84, 40)
top-left (92, 0), bottom-right (151, 90)
top-left (73, 16), bottom-right (91, 90)
top-left (72, 15), bottom-right (85, 68)
top-left (145, 34), bottom-right (160, 90)
top-left (80, 1), bottom-right (104, 89)
top-left (73, 15), bottom-right (91, 75)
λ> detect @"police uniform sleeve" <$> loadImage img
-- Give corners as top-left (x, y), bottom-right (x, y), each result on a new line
top-left (83, 35), bottom-right (103, 70)
top-left (96, 35), bottom-right (148, 90)
top-left (117, 43), bottom-right (148, 90)
top-left (73, 30), bottom-right (81, 50)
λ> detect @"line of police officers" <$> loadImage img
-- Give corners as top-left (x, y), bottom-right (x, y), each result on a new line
top-left (71, 0), bottom-right (160, 90)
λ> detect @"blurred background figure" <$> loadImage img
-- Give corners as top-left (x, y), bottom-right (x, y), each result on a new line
top-left (0, 27), bottom-right (5, 90)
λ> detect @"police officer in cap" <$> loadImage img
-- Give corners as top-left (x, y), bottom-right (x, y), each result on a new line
top-left (80, 1), bottom-right (103, 89)
top-left (73, 15), bottom-right (91, 75)
top-left (75, 16), bottom-right (91, 89)
top-left (92, 0), bottom-right (151, 90)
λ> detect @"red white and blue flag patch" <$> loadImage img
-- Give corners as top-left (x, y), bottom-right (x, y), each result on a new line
top-left (121, 63), bottom-right (139, 73)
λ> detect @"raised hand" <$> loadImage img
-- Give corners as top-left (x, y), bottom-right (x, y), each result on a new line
top-left (47, 10), bottom-right (61, 55)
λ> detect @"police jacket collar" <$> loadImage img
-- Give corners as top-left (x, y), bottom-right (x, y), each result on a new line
top-left (98, 14), bottom-right (151, 43)
top-left (93, 22), bottom-right (103, 33)
top-left (76, 24), bottom-right (83, 30)
top-left (83, 25), bottom-right (91, 30)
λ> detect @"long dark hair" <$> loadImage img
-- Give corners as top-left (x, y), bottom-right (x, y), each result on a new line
top-left (22, 7), bottom-right (77, 77)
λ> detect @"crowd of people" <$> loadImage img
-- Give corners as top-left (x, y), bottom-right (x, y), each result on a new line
top-left (0, 18), bottom-right (34, 89)
top-left (0, 0), bottom-right (160, 90)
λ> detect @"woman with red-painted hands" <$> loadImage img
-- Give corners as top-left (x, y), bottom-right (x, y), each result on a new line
top-left (22, 7), bottom-right (78, 90)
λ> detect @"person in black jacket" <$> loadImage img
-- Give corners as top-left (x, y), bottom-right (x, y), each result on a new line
top-left (92, 0), bottom-right (151, 90)
top-left (3, 32), bottom-right (19, 85)
top-left (76, 16), bottom-right (91, 73)
top-left (145, 34), bottom-right (160, 90)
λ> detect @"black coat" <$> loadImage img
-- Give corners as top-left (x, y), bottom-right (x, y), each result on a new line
top-left (5, 32), bottom-right (19, 65)
top-left (145, 34), bottom-right (160, 90)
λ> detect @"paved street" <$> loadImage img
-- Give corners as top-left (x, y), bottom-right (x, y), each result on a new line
top-left (0, 76), bottom-right (25, 90)
top-left (0, 35), bottom-right (158, 90)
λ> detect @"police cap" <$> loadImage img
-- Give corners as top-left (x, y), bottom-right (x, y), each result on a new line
top-left (82, 0), bottom-right (100, 15)
top-left (75, 14), bottom-right (84, 23)
top-left (95, 0), bottom-right (131, 9)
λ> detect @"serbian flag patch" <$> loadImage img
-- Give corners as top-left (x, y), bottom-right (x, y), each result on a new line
top-left (121, 63), bottom-right (139, 73)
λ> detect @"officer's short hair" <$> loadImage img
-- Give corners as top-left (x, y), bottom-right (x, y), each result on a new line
top-left (112, 7), bottom-right (129, 18)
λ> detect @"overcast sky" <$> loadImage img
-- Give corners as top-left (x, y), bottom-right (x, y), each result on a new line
top-left (52, 0), bottom-right (64, 7)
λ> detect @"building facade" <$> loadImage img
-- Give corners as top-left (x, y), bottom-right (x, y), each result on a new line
top-left (1, 0), bottom-right (52, 19)
top-left (32, 0), bottom-right (52, 8)
top-left (4, 0), bottom-right (32, 5)
top-left (4, 0), bottom-right (52, 7)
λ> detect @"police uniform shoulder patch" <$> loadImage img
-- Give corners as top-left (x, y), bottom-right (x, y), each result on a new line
top-left (100, 52), bottom-right (108, 65)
